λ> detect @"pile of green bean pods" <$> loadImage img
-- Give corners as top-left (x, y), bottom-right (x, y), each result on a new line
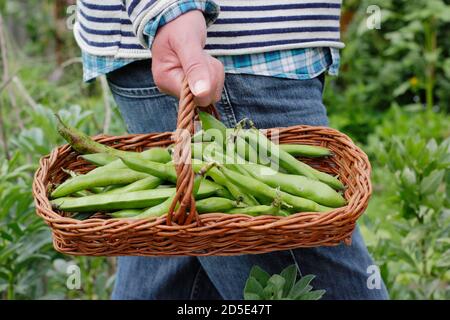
top-left (51, 114), bottom-right (346, 220)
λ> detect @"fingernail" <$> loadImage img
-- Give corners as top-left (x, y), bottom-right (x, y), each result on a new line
top-left (193, 80), bottom-right (208, 95)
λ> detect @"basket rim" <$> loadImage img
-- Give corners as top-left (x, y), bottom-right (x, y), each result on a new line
top-left (32, 124), bottom-right (372, 234)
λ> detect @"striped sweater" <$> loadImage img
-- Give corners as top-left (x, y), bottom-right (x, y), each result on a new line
top-left (74, 0), bottom-right (344, 58)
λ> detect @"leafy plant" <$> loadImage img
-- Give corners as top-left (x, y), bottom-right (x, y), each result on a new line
top-left (325, 0), bottom-right (450, 142)
top-left (244, 265), bottom-right (325, 300)
top-left (366, 132), bottom-right (450, 299)
top-left (1, 0), bottom-right (450, 300)
top-left (0, 104), bottom-right (117, 299)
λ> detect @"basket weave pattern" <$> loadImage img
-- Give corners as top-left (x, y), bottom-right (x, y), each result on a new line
top-left (32, 128), bottom-right (371, 256)
top-left (32, 80), bottom-right (372, 256)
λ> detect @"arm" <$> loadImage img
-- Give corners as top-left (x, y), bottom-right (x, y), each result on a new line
top-left (124, 0), bottom-right (183, 47)
top-left (124, 1), bottom-right (223, 106)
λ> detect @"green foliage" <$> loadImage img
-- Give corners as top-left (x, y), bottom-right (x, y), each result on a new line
top-left (0, 2), bottom-right (124, 298)
top-left (1, 0), bottom-right (78, 58)
top-left (0, 102), bottom-right (119, 299)
top-left (361, 108), bottom-right (450, 299)
top-left (244, 265), bottom-right (325, 300)
top-left (0, 0), bottom-right (449, 300)
top-left (326, 0), bottom-right (450, 143)
top-left (324, 0), bottom-right (450, 300)
top-left (368, 104), bottom-right (450, 143)
top-left (0, 153), bottom-right (53, 299)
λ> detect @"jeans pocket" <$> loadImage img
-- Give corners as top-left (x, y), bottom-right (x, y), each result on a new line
top-left (107, 80), bottom-right (179, 134)
top-left (108, 80), bottom-right (165, 99)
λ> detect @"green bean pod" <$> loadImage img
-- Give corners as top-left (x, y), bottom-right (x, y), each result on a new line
top-left (122, 143), bottom-right (246, 201)
top-left (214, 187), bottom-right (234, 200)
top-left (141, 171), bottom-right (211, 219)
top-left (121, 157), bottom-right (224, 198)
top-left (241, 164), bottom-right (346, 207)
top-left (243, 130), bottom-right (344, 190)
top-left (82, 147), bottom-right (172, 174)
top-left (195, 180), bottom-right (224, 199)
top-left (81, 153), bottom-right (118, 166)
top-left (103, 176), bottom-right (162, 195)
top-left (156, 184), bottom-right (176, 189)
top-left (140, 147), bottom-right (172, 163)
top-left (242, 129), bottom-right (317, 179)
top-left (191, 142), bottom-right (210, 161)
top-left (72, 190), bottom-right (91, 197)
top-left (196, 197), bottom-right (242, 214)
top-left (226, 205), bottom-right (281, 216)
top-left (121, 157), bottom-right (177, 183)
top-left (110, 209), bottom-right (145, 218)
top-left (56, 115), bottom-right (128, 157)
top-left (191, 130), bottom-right (214, 143)
top-left (278, 209), bottom-right (291, 217)
top-left (133, 194), bottom-right (176, 219)
top-left (279, 144), bottom-right (332, 157)
top-left (309, 170), bottom-right (345, 191)
top-left (234, 135), bottom-right (274, 167)
top-left (51, 169), bottom-right (149, 198)
top-left (192, 142), bottom-right (250, 177)
top-left (51, 178), bottom-right (220, 212)
top-left (195, 150), bottom-right (272, 206)
top-left (198, 111), bottom-right (228, 147)
top-left (192, 162), bottom-right (259, 205)
top-left (194, 163), bottom-right (235, 201)
top-left (102, 185), bottom-right (125, 193)
top-left (220, 167), bottom-right (332, 213)
top-left (57, 114), bottom-right (174, 162)
top-left (51, 188), bottom-right (175, 212)
top-left (213, 171), bottom-right (258, 204)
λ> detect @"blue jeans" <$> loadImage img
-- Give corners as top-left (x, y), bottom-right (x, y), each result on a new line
top-left (107, 60), bottom-right (388, 300)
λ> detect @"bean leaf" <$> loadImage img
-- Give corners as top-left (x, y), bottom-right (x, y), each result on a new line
top-left (280, 264), bottom-right (298, 296)
top-left (298, 289), bottom-right (326, 300)
top-left (420, 170), bottom-right (445, 195)
top-left (436, 249), bottom-right (450, 268)
top-left (261, 274), bottom-right (285, 299)
top-left (243, 276), bottom-right (264, 300)
top-left (244, 293), bottom-right (261, 300)
top-left (288, 274), bottom-right (315, 299)
top-left (248, 265), bottom-right (271, 287)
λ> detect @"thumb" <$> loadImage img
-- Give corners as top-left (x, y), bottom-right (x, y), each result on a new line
top-left (176, 46), bottom-right (212, 105)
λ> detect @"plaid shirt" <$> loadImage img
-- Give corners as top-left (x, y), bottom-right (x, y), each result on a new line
top-left (82, 1), bottom-right (340, 82)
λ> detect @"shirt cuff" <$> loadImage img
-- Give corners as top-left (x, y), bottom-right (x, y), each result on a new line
top-left (143, 0), bottom-right (220, 49)
top-left (327, 48), bottom-right (340, 76)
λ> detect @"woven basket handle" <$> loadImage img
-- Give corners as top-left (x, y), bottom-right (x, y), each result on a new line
top-left (167, 78), bottom-right (219, 226)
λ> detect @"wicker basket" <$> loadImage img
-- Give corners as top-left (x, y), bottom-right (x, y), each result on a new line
top-left (32, 80), bottom-right (372, 256)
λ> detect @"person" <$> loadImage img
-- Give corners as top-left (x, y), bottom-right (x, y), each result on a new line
top-left (73, 0), bottom-right (389, 299)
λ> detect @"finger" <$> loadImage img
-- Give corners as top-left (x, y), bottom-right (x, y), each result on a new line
top-left (175, 46), bottom-right (213, 106)
top-left (201, 57), bottom-right (224, 105)
top-left (192, 63), bottom-right (213, 107)
top-left (210, 57), bottom-right (225, 103)
top-left (152, 59), bottom-right (184, 98)
top-left (193, 56), bottom-right (224, 106)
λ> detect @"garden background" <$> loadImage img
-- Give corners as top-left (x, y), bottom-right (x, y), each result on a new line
top-left (0, 0), bottom-right (449, 300)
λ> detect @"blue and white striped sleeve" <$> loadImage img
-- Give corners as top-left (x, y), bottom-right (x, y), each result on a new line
top-left (123, 0), bottom-right (220, 48)
top-left (143, 1), bottom-right (220, 48)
